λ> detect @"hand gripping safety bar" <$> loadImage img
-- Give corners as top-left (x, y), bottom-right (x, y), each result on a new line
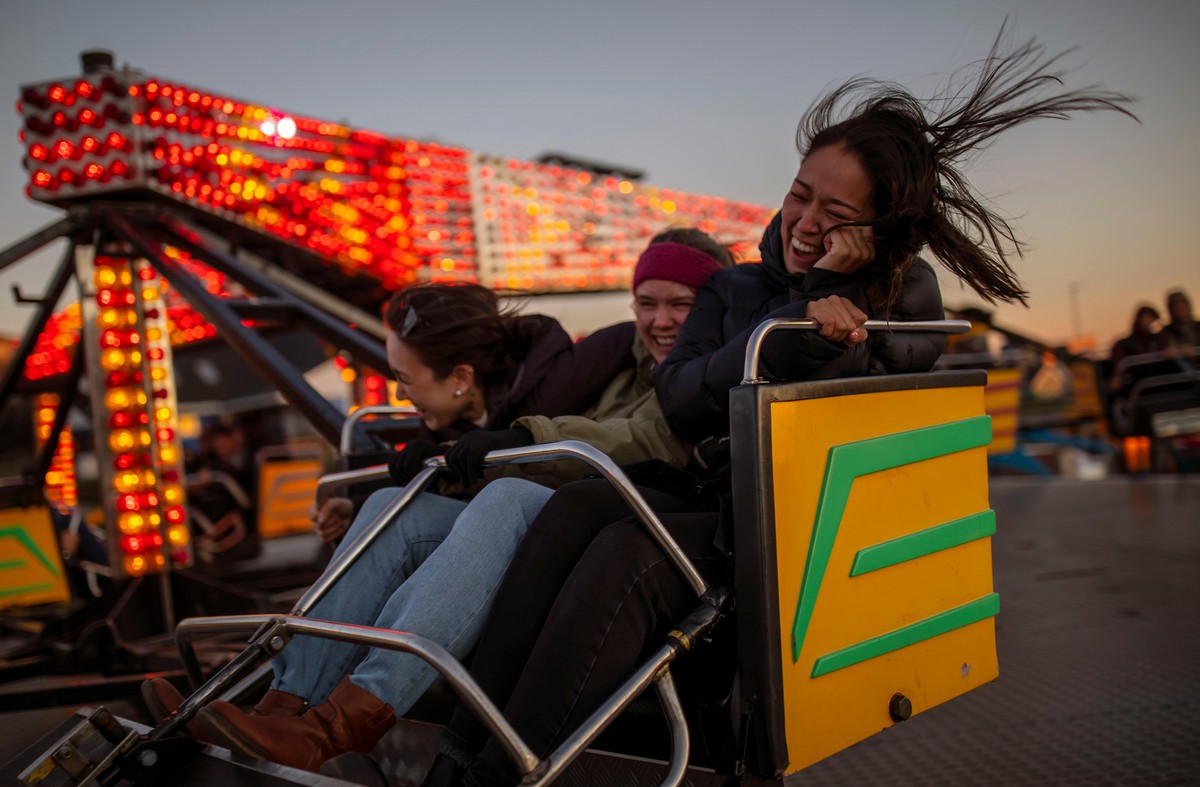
top-left (742, 318), bottom-right (971, 384)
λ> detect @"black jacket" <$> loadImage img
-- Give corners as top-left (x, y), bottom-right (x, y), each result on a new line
top-left (424, 314), bottom-right (626, 442)
top-left (655, 212), bottom-right (945, 443)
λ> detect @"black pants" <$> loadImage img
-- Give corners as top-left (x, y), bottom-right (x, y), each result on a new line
top-left (442, 478), bottom-right (725, 786)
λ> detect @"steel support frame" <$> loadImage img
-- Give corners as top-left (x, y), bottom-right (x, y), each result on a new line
top-left (105, 210), bottom-right (347, 447)
top-left (0, 240), bottom-right (80, 410)
top-left (153, 220), bottom-right (390, 371)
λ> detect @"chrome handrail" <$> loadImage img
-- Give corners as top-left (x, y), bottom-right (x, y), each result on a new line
top-left (173, 440), bottom-right (712, 784)
top-left (173, 614), bottom-right (542, 776)
top-left (312, 441), bottom-right (707, 596)
top-left (742, 318), bottom-right (972, 384)
top-left (315, 463), bottom-right (391, 504)
top-left (339, 404), bottom-right (419, 455)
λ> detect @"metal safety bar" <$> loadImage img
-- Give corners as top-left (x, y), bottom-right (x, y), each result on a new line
top-left (530, 595), bottom-right (725, 786)
top-left (295, 464), bottom-right (439, 617)
top-left (173, 614), bottom-right (542, 777)
top-left (339, 404), bottom-right (420, 455)
top-left (315, 463), bottom-right (393, 504)
top-left (742, 318), bottom-right (972, 384)
top-left (311, 441), bottom-right (708, 597)
top-left (172, 594), bottom-right (723, 785)
top-left (171, 441), bottom-right (716, 783)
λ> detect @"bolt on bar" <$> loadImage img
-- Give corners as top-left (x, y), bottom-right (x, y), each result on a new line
top-left (742, 318), bottom-right (972, 384)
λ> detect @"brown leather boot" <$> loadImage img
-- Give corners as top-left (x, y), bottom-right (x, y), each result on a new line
top-left (195, 677), bottom-right (395, 772)
top-left (141, 678), bottom-right (207, 738)
top-left (251, 688), bottom-right (309, 716)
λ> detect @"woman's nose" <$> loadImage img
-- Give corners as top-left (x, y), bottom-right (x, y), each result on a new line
top-left (797, 206), bottom-right (821, 235)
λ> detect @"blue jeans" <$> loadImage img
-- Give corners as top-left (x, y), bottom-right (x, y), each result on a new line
top-left (270, 478), bottom-right (554, 715)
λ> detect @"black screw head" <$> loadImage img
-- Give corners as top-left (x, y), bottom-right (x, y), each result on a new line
top-left (889, 692), bottom-right (913, 722)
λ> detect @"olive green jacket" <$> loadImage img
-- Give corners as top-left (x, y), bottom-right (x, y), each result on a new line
top-left (506, 333), bottom-right (692, 484)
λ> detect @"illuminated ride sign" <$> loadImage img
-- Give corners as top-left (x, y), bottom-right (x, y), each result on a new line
top-left (8, 54), bottom-right (773, 578)
top-left (16, 62), bottom-right (772, 295)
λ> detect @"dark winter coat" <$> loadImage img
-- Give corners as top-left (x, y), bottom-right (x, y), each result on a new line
top-left (655, 212), bottom-right (945, 443)
top-left (423, 314), bottom-right (624, 442)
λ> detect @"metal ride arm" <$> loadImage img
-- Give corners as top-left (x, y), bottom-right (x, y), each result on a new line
top-left (107, 211), bottom-right (349, 447)
top-left (172, 440), bottom-right (713, 785)
top-left (742, 318), bottom-right (971, 384)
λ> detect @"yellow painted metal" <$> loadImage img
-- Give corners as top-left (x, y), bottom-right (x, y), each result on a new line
top-left (771, 385), bottom-right (998, 773)
top-left (257, 459), bottom-right (323, 538)
top-left (984, 367), bottom-right (1022, 454)
top-left (1067, 360), bottom-right (1105, 425)
top-left (0, 506), bottom-right (71, 609)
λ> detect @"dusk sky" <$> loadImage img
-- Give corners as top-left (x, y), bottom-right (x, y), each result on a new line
top-left (1, 0), bottom-right (1196, 350)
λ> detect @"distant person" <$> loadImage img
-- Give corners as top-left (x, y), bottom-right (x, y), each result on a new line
top-left (1159, 289), bottom-right (1198, 359)
top-left (1108, 304), bottom-right (1167, 392)
top-left (189, 420), bottom-right (259, 562)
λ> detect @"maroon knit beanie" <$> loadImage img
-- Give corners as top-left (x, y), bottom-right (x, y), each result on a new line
top-left (632, 242), bottom-right (724, 292)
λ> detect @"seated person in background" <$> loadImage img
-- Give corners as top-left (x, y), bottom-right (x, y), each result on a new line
top-left (1159, 289), bottom-right (1198, 360)
top-left (188, 420), bottom-right (259, 562)
top-left (1108, 304), bottom-right (1167, 392)
top-left (147, 231), bottom-right (730, 774)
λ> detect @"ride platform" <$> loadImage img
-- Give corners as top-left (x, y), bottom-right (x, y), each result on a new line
top-left (792, 475), bottom-right (1200, 785)
top-left (1, 475), bottom-right (1197, 785)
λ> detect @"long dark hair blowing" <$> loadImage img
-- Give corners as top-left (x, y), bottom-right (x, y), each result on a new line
top-left (797, 24), bottom-right (1138, 310)
top-left (383, 282), bottom-right (520, 387)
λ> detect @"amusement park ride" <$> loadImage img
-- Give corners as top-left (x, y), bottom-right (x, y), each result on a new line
top-left (0, 48), bottom-right (772, 586)
top-left (16, 48), bottom-right (1193, 786)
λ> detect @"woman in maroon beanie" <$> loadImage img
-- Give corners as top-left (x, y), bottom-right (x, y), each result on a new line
top-left (180, 229), bottom-right (732, 772)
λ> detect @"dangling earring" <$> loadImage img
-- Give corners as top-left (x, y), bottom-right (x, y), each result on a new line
top-left (453, 390), bottom-right (463, 398)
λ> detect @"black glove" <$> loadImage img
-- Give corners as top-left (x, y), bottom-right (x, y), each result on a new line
top-left (443, 427), bottom-right (534, 487)
top-left (387, 440), bottom-right (444, 486)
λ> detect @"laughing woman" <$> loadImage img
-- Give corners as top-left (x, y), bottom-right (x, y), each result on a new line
top-left (433, 28), bottom-right (1136, 787)
top-left (308, 282), bottom-right (622, 544)
top-left (145, 233), bottom-right (732, 773)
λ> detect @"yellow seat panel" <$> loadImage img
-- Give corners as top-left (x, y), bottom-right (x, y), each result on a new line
top-left (769, 385), bottom-right (999, 773)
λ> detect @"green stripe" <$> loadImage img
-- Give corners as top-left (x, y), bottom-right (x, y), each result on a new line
top-left (0, 583), bottom-right (54, 598)
top-left (0, 560), bottom-right (26, 570)
top-left (811, 593), bottom-right (1000, 677)
top-left (790, 416), bottom-right (992, 663)
top-left (850, 510), bottom-right (997, 576)
top-left (0, 526), bottom-right (62, 578)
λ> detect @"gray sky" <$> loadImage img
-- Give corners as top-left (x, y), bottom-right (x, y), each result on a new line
top-left (1, 0), bottom-right (1196, 349)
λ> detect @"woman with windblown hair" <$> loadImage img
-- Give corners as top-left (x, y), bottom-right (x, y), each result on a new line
top-left (426, 27), bottom-right (1137, 787)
